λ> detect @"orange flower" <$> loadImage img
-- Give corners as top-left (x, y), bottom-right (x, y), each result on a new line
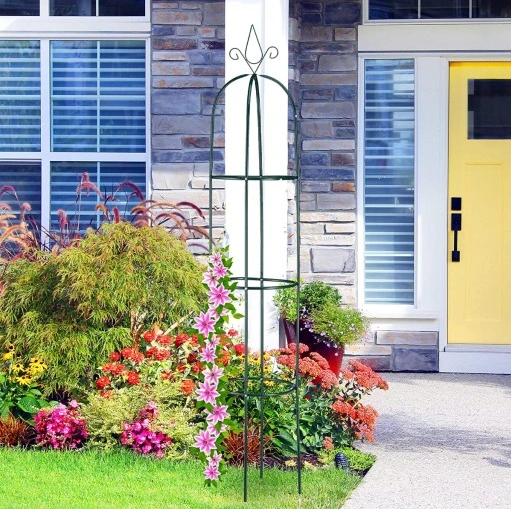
top-left (181, 379), bottom-right (195, 395)
top-left (322, 436), bottom-right (334, 451)
top-left (157, 334), bottom-right (173, 346)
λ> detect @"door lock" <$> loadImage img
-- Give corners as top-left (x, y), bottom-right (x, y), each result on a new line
top-left (451, 197), bottom-right (462, 262)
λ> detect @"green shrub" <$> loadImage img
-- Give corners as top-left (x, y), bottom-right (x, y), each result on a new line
top-left (0, 223), bottom-right (207, 394)
top-left (82, 378), bottom-right (198, 460)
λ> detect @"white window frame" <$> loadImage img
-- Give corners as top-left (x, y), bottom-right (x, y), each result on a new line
top-left (362, 0), bottom-right (511, 24)
top-left (0, 0), bottom-right (151, 33)
top-left (357, 54), bottom-right (447, 327)
top-left (0, 8), bottom-right (151, 235)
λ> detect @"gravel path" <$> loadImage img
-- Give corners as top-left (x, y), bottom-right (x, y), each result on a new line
top-left (342, 373), bottom-right (511, 509)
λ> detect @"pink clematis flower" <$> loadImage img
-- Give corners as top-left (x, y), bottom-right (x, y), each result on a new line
top-left (205, 404), bottom-right (230, 425)
top-left (196, 380), bottom-right (220, 405)
top-left (203, 364), bottom-right (224, 385)
top-left (194, 429), bottom-right (217, 455)
top-left (212, 264), bottom-right (228, 279)
top-left (203, 271), bottom-right (217, 286)
top-left (209, 451), bottom-right (222, 468)
top-left (200, 345), bottom-right (217, 364)
top-left (194, 310), bottom-right (217, 336)
top-left (208, 284), bottom-right (231, 307)
top-left (204, 462), bottom-right (221, 481)
top-left (209, 253), bottom-right (223, 265)
top-left (207, 335), bottom-right (220, 348)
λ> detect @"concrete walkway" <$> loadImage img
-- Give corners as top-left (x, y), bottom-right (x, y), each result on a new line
top-left (342, 373), bottom-right (511, 509)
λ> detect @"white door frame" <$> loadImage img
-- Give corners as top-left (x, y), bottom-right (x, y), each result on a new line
top-left (358, 34), bottom-right (511, 373)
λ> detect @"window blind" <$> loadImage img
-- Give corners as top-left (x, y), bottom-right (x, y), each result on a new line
top-left (364, 59), bottom-right (415, 305)
top-left (50, 161), bottom-right (146, 234)
top-left (0, 41), bottom-right (41, 152)
top-left (50, 40), bottom-right (146, 153)
top-left (0, 162), bottom-right (41, 225)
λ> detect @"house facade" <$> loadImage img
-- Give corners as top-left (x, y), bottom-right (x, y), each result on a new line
top-left (1, 1), bottom-right (510, 374)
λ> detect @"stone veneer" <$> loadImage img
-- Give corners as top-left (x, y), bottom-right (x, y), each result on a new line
top-left (289, 1), bottom-right (360, 305)
top-left (151, 1), bottom-right (226, 244)
top-left (150, 0), bottom-right (439, 372)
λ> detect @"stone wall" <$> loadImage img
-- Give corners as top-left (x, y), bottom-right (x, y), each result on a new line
top-left (294, 1), bottom-right (361, 305)
top-left (151, 1), bottom-right (226, 244)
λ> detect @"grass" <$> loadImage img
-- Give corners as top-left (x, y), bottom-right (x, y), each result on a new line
top-left (0, 448), bottom-right (362, 509)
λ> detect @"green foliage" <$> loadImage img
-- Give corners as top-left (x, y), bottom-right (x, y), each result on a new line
top-left (317, 446), bottom-right (376, 474)
top-left (82, 378), bottom-right (198, 460)
top-left (0, 223), bottom-right (207, 394)
top-left (310, 304), bottom-right (369, 346)
top-left (0, 349), bottom-right (52, 423)
top-left (273, 281), bottom-right (342, 323)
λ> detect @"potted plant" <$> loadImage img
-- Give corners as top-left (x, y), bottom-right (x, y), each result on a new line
top-left (273, 281), bottom-right (369, 376)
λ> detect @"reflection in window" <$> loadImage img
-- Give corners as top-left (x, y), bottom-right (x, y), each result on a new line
top-left (0, 0), bottom-right (39, 15)
top-left (468, 79), bottom-right (511, 139)
top-left (364, 59), bottom-right (415, 305)
top-left (50, 0), bottom-right (145, 16)
top-left (50, 162), bottom-right (146, 233)
top-left (369, 0), bottom-right (511, 19)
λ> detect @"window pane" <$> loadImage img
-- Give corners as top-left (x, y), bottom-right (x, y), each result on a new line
top-left (369, 0), bottom-right (418, 20)
top-left (50, 40), bottom-right (146, 153)
top-left (50, 0), bottom-right (96, 16)
top-left (473, 0), bottom-right (511, 18)
top-left (421, 0), bottom-right (469, 18)
top-left (364, 59), bottom-right (415, 305)
top-left (468, 79), bottom-right (511, 139)
top-left (0, 162), bottom-right (41, 227)
top-left (99, 0), bottom-right (145, 16)
top-left (50, 161), bottom-right (146, 234)
top-left (0, 0), bottom-right (39, 15)
top-left (0, 41), bottom-right (41, 152)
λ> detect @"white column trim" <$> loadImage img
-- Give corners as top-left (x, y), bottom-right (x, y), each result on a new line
top-left (225, 0), bottom-right (289, 349)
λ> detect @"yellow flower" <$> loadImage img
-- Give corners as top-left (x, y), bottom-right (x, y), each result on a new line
top-left (12, 363), bottom-right (24, 373)
top-left (2, 351), bottom-right (14, 361)
top-left (7, 344), bottom-right (15, 351)
top-left (15, 375), bottom-right (32, 385)
top-left (30, 356), bottom-right (44, 364)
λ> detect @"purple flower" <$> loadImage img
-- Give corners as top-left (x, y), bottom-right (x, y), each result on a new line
top-left (194, 310), bottom-right (217, 336)
top-left (200, 345), bottom-right (217, 364)
top-left (207, 335), bottom-right (220, 348)
top-left (203, 271), bottom-right (217, 286)
top-left (194, 429), bottom-right (217, 455)
top-left (209, 253), bottom-right (223, 265)
top-left (208, 284), bottom-right (231, 308)
top-left (204, 463), bottom-right (221, 481)
top-left (203, 364), bottom-right (223, 385)
top-left (205, 404), bottom-right (230, 425)
top-left (209, 452), bottom-right (222, 468)
top-left (196, 380), bottom-right (220, 405)
top-left (212, 264), bottom-right (228, 279)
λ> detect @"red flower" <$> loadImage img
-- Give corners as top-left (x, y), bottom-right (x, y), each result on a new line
top-left (318, 369), bottom-right (338, 390)
top-left (233, 343), bottom-right (245, 356)
top-left (176, 364), bottom-right (186, 373)
top-left (96, 376), bottom-right (111, 390)
top-left (157, 334), bottom-right (173, 346)
top-left (181, 379), bottom-right (195, 396)
top-left (143, 330), bottom-right (156, 342)
top-left (192, 361), bottom-right (202, 373)
top-left (187, 352), bottom-right (198, 364)
top-left (109, 352), bottom-right (121, 362)
top-left (131, 351), bottom-right (145, 364)
top-left (218, 351), bottom-right (230, 366)
top-left (174, 334), bottom-right (189, 347)
top-left (228, 328), bottom-right (238, 337)
top-left (127, 371), bottom-right (140, 386)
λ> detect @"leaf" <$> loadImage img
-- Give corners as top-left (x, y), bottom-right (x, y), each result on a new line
top-left (17, 396), bottom-right (40, 415)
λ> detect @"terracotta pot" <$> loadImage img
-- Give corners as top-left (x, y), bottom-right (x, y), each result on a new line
top-left (282, 319), bottom-right (344, 377)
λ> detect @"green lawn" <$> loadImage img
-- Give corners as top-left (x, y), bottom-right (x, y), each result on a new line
top-left (0, 449), bottom-right (361, 509)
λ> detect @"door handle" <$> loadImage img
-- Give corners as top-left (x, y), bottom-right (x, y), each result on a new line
top-left (451, 197), bottom-right (462, 262)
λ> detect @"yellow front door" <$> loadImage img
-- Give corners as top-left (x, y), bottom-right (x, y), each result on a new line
top-left (448, 62), bottom-right (511, 345)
